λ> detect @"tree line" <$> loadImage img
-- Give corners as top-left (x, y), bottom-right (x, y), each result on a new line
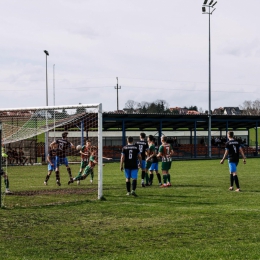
top-left (124, 99), bottom-right (198, 114)
top-left (124, 99), bottom-right (260, 115)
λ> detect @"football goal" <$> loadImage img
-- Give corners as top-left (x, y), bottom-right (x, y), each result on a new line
top-left (0, 103), bottom-right (103, 207)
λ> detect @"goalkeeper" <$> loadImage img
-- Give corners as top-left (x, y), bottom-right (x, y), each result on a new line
top-left (1, 143), bottom-right (12, 194)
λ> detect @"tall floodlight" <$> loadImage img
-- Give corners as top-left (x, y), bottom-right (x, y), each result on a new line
top-left (44, 50), bottom-right (49, 162)
top-left (202, 1), bottom-right (217, 158)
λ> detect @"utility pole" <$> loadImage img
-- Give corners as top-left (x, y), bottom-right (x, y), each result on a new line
top-left (114, 77), bottom-right (121, 111)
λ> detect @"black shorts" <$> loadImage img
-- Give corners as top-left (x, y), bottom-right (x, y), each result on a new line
top-left (0, 168), bottom-right (5, 176)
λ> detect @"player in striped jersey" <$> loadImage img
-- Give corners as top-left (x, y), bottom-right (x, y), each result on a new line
top-left (135, 133), bottom-right (149, 187)
top-left (50, 131), bottom-right (75, 186)
top-left (76, 139), bottom-right (92, 185)
top-left (157, 135), bottom-right (174, 187)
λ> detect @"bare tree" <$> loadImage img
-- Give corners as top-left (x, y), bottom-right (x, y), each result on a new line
top-left (124, 100), bottom-right (137, 113)
top-left (240, 99), bottom-right (260, 115)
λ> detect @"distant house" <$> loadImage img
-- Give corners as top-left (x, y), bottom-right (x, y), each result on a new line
top-left (169, 107), bottom-right (188, 115)
top-left (223, 107), bottom-right (241, 115)
top-left (213, 107), bottom-right (224, 115)
top-left (186, 110), bottom-right (200, 115)
top-left (113, 110), bottom-right (125, 114)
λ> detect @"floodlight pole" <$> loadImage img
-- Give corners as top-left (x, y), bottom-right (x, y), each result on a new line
top-left (44, 50), bottom-right (49, 163)
top-left (202, 1), bottom-right (217, 158)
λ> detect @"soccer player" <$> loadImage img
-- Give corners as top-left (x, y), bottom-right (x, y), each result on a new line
top-left (146, 135), bottom-right (162, 186)
top-left (1, 142), bottom-right (12, 194)
top-left (220, 131), bottom-right (246, 192)
top-left (135, 132), bottom-right (148, 187)
top-left (68, 157), bottom-right (95, 184)
top-left (50, 131), bottom-right (75, 186)
top-left (120, 136), bottom-right (142, 196)
top-left (43, 143), bottom-right (58, 185)
top-left (157, 135), bottom-right (174, 187)
top-left (76, 139), bottom-right (92, 185)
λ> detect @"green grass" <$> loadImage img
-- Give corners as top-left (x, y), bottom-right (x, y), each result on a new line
top-left (1, 159), bottom-right (260, 260)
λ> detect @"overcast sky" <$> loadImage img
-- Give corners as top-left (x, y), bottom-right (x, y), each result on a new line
top-left (0, 0), bottom-right (259, 112)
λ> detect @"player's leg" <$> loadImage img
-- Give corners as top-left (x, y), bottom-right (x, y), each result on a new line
top-left (55, 156), bottom-right (61, 186)
top-left (124, 169), bottom-right (131, 195)
top-left (154, 162), bottom-right (162, 185)
top-left (90, 169), bottom-right (94, 184)
top-left (160, 162), bottom-right (168, 187)
top-left (77, 161), bottom-right (87, 185)
top-left (64, 158), bottom-right (73, 183)
top-left (147, 162), bottom-right (153, 185)
top-left (44, 170), bottom-right (52, 185)
top-left (1, 169), bottom-right (11, 193)
top-left (140, 160), bottom-right (146, 187)
top-left (131, 169), bottom-right (138, 196)
top-left (44, 162), bottom-right (54, 185)
top-left (166, 161), bottom-right (172, 186)
top-left (228, 162), bottom-right (239, 191)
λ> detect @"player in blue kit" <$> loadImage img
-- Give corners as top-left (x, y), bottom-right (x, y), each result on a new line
top-left (135, 133), bottom-right (148, 187)
top-left (220, 131), bottom-right (246, 192)
top-left (121, 136), bottom-right (142, 196)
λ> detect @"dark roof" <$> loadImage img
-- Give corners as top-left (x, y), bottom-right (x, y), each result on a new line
top-left (102, 113), bottom-right (260, 131)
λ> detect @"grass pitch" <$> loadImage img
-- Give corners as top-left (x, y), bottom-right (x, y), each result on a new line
top-left (1, 159), bottom-right (260, 260)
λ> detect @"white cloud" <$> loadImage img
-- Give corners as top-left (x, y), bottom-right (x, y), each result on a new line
top-left (0, 0), bottom-right (260, 112)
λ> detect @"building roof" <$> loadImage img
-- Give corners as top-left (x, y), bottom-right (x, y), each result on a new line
top-left (102, 113), bottom-right (260, 131)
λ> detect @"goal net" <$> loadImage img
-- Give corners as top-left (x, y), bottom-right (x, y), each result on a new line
top-left (0, 104), bottom-right (103, 207)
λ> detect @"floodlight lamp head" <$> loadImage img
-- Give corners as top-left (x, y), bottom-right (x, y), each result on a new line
top-left (209, 0), bottom-right (214, 5)
top-left (203, 0), bottom-right (208, 4)
top-left (212, 1), bottom-right (217, 7)
top-left (44, 50), bottom-right (49, 56)
top-left (202, 7), bottom-right (206, 12)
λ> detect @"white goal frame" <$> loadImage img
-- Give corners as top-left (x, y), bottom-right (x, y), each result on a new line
top-left (0, 103), bottom-right (103, 200)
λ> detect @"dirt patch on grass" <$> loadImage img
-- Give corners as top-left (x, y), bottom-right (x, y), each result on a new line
top-left (9, 188), bottom-right (97, 196)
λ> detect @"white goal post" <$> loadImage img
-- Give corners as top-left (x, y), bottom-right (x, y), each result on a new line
top-left (0, 103), bottom-right (103, 200)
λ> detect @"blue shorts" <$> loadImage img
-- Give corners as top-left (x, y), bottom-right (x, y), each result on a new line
top-left (48, 161), bottom-right (57, 171)
top-left (149, 162), bottom-right (158, 171)
top-left (124, 169), bottom-right (138, 179)
top-left (140, 160), bottom-right (146, 170)
top-left (56, 156), bottom-right (69, 167)
top-left (228, 161), bottom-right (238, 173)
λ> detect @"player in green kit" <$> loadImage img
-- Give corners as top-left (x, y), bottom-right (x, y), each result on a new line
top-left (68, 157), bottom-right (95, 184)
top-left (76, 139), bottom-right (92, 185)
top-left (147, 135), bottom-right (162, 186)
top-left (1, 141), bottom-right (12, 194)
top-left (157, 135), bottom-right (174, 187)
